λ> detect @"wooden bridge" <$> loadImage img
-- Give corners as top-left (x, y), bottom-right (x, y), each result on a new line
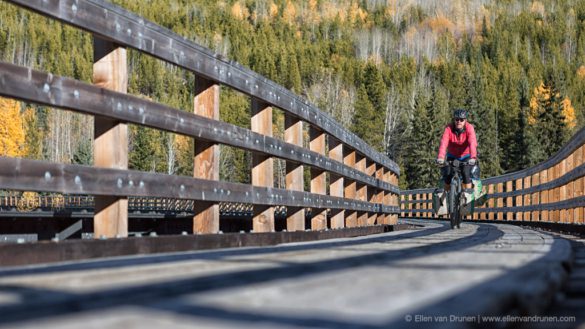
top-left (0, 1), bottom-right (584, 328)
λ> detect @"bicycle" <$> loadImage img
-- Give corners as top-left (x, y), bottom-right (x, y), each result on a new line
top-left (441, 159), bottom-right (474, 229)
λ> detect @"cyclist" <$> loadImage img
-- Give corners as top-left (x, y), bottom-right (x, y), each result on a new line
top-left (436, 109), bottom-right (478, 195)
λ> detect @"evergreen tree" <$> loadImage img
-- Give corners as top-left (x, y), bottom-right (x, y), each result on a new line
top-left (404, 92), bottom-right (435, 189)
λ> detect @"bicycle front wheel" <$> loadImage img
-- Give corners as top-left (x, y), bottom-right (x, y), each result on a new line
top-left (449, 180), bottom-right (458, 229)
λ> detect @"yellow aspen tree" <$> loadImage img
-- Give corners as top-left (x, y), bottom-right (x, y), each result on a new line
top-left (0, 97), bottom-right (26, 157)
top-left (283, 1), bottom-right (296, 24)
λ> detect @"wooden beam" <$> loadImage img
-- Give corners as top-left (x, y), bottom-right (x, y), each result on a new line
top-left (93, 38), bottom-right (128, 238)
top-left (193, 76), bottom-right (220, 234)
top-left (515, 179), bottom-right (523, 221)
top-left (0, 63), bottom-right (397, 196)
top-left (375, 166), bottom-right (386, 224)
top-left (366, 160), bottom-right (377, 225)
top-left (389, 173), bottom-right (399, 224)
top-left (575, 146), bottom-right (584, 224)
top-left (356, 154), bottom-right (367, 226)
top-left (285, 114), bottom-right (304, 232)
top-left (540, 170), bottom-right (549, 222)
top-left (506, 181), bottom-right (513, 220)
top-left (310, 126), bottom-right (327, 231)
top-left (344, 148), bottom-right (357, 227)
top-left (251, 98), bottom-right (274, 232)
top-left (329, 137), bottom-right (345, 229)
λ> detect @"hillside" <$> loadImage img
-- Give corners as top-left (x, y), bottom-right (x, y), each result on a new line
top-left (1, 0), bottom-right (584, 188)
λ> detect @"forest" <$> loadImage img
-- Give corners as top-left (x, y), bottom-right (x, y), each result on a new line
top-left (1, 0), bottom-right (584, 189)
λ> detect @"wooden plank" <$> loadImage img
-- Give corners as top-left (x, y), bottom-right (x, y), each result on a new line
top-left (7, 0), bottom-right (399, 175)
top-left (558, 159), bottom-right (568, 223)
top-left (329, 137), bottom-right (345, 229)
top-left (93, 38), bottom-right (128, 239)
top-left (251, 98), bottom-right (274, 232)
top-left (389, 173), bottom-right (399, 224)
top-left (540, 170), bottom-right (549, 222)
top-left (487, 184), bottom-right (495, 220)
top-left (575, 146), bottom-right (585, 224)
top-left (515, 179), bottom-right (523, 221)
top-left (309, 126), bottom-right (327, 230)
top-left (344, 148), bottom-right (357, 227)
top-left (565, 153), bottom-right (575, 224)
top-left (366, 160), bottom-right (377, 225)
top-left (285, 114), bottom-right (305, 232)
top-left (193, 76), bottom-right (220, 234)
top-left (531, 174), bottom-right (539, 222)
top-left (496, 183), bottom-right (504, 220)
top-left (0, 63), bottom-right (398, 198)
top-left (553, 164), bottom-right (561, 222)
top-left (376, 167), bottom-right (386, 224)
top-left (356, 154), bottom-right (367, 226)
top-left (523, 176), bottom-right (531, 221)
top-left (506, 181), bottom-right (513, 220)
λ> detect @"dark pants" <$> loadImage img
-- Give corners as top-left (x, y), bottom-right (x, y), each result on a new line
top-left (442, 159), bottom-right (473, 185)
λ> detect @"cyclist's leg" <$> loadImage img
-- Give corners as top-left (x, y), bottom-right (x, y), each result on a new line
top-left (461, 162), bottom-right (473, 191)
top-left (441, 165), bottom-right (453, 192)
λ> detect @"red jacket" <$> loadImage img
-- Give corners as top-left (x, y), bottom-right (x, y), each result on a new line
top-left (438, 122), bottom-right (477, 160)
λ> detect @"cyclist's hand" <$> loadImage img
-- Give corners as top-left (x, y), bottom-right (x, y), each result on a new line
top-left (468, 158), bottom-right (477, 166)
top-left (436, 158), bottom-right (445, 166)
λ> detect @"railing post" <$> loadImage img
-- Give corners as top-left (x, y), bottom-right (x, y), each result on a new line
top-left (366, 160), bottom-right (377, 225)
top-left (285, 114), bottom-right (304, 231)
top-left (376, 166), bottom-right (386, 224)
top-left (540, 170), bottom-right (549, 221)
top-left (567, 153), bottom-right (575, 224)
top-left (487, 184), bottom-right (495, 220)
top-left (193, 77), bottom-right (220, 234)
top-left (574, 146), bottom-right (584, 224)
top-left (515, 179), bottom-right (523, 221)
top-left (552, 163), bottom-right (561, 222)
top-left (344, 148), bottom-right (357, 227)
top-left (390, 173), bottom-right (399, 224)
top-left (531, 173), bottom-right (540, 222)
top-left (356, 154), bottom-right (367, 226)
top-left (329, 137), bottom-right (345, 229)
top-left (310, 127), bottom-right (327, 230)
top-left (251, 98), bottom-right (274, 232)
top-left (496, 183), bottom-right (503, 220)
top-left (523, 176), bottom-right (531, 221)
top-left (506, 181), bottom-right (513, 220)
top-left (92, 38), bottom-right (128, 238)
top-left (558, 159), bottom-right (567, 223)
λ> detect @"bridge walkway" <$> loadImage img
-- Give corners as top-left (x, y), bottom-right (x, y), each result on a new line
top-left (0, 220), bottom-right (575, 328)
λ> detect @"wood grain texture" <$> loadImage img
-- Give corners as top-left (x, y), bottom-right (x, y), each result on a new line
top-left (252, 98), bottom-right (274, 232)
top-left (193, 77), bottom-right (220, 234)
top-left (93, 38), bottom-right (128, 238)
top-left (310, 127), bottom-right (327, 231)
top-left (285, 114), bottom-right (304, 232)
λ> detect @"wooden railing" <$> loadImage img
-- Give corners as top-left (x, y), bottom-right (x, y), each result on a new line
top-left (0, 194), bottom-right (288, 216)
top-left (401, 127), bottom-right (585, 225)
top-left (0, 0), bottom-right (400, 238)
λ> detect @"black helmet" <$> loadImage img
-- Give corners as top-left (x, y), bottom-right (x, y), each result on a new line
top-left (453, 109), bottom-right (468, 120)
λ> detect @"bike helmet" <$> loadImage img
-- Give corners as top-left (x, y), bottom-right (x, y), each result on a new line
top-left (453, 109), bottom-right (468, 120)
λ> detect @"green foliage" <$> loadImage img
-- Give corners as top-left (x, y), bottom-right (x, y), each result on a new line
top-left (3, 0), bottom-right (585, 189)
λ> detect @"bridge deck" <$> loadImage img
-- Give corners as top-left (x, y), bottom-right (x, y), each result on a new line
top-left (0, 220), bottom-right (575, 328)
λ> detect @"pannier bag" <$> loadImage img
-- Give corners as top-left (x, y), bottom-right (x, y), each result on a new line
top-left (433, 164), bottom-right (487, 216)
top-left (432, 188), bottom-right (448, 216)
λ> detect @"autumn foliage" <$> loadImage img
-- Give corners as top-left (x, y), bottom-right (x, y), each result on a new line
top-left (0, 97), bottom-right (26, 157)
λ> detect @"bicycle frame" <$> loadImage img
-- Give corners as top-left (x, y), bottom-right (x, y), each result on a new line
top-left (445, 159), bottom-right (468, 229)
